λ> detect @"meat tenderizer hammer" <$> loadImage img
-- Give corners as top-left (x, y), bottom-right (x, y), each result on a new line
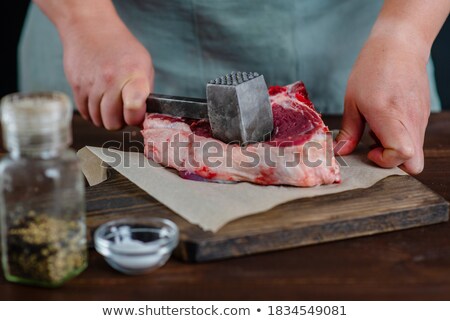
top-left (146, 72), bottom-right (273, 144)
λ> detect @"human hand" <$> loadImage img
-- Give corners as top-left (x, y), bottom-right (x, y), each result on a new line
top-left (336, 31), bottom-right (431, 174)
top-left (61, 17), bottom-right (154, 130)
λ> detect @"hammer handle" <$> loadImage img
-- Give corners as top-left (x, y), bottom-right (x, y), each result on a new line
top-left (146, 93), bottom-right (208, 119)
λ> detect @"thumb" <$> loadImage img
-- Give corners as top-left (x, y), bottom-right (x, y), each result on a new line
top-left (335, 101), bottom-right (365, 155)
top-left (122, 76), bottom-right (151, 126)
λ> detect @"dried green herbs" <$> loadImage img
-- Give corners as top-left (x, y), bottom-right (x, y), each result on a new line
top-left (5, 211), bottom-right (87, 286)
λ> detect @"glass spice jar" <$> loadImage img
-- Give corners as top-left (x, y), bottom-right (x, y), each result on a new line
top-left (0, 92), bottom-right (87, 287)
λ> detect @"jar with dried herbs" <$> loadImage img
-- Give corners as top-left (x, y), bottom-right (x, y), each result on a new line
top-left (0, 92), bottom-right (87, 287)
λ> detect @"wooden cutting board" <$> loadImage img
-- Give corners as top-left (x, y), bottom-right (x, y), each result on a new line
top-left (86, 168), bottom-right (448, 262)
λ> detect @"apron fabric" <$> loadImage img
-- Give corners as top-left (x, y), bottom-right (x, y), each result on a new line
top-left (19, 0), bottom-right (441, 113)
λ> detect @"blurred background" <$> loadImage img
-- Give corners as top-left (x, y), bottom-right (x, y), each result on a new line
top-left (1, 1), bottom-right (448, 110)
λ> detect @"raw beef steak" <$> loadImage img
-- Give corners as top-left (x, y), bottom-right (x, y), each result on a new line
top-left (142, 81), bottom-right (341, 187)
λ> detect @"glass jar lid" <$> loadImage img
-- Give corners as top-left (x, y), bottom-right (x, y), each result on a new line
top-left (1, 92), bottom-right (72, 133)
top-left (1, 92), bottom-right (73, 155)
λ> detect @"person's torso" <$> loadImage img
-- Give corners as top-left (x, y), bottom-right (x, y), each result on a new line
top-left (19, 0), bottom-right (441, 112)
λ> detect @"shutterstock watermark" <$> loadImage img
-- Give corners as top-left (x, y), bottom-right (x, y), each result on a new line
top-left (100, 131), bottom-right (348, 169)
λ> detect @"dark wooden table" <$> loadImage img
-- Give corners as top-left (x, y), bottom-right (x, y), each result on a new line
top-left (1, 113), bottom-right (450, 300)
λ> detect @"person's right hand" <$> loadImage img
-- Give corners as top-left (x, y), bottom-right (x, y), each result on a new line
top-left (61, 17), bottom-right (154, 130)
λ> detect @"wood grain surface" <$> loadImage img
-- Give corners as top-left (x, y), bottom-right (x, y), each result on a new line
top-left (1, 113), bottom-right (450, 300)
top-left (86, 170), bottom-right (448, 262)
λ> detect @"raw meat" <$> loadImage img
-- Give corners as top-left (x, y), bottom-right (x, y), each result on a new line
top-left (141, 81), bottom-right (341, 187)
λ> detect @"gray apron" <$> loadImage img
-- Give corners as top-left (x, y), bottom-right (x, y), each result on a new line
top-left (19, 0), bottom-right (441, 113)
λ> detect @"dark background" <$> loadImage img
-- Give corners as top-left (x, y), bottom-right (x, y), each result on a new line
top-left (1, 1), bottom-right (449, 109)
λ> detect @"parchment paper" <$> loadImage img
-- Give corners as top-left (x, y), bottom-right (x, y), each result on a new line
top-left (77, 146), bottom-right (406, 232)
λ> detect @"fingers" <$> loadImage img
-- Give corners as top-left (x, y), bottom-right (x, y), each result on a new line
top-left (122, 76), bottom-right (151, 126)
top-left (368, 128), bottom-right (424, 175)
top-left (73, 73), bottom-right (152, 130)
top-left (367, 117), bottom-right (423, 173)
top-left (100, 91), bottom-right (124, 130)
top-left (336, 99), bottom-right (425, 175)
top-left (335, 101), bottom-right (365, 155)
top-left (399, 125), bottom-right (425, 174)
top-left (74, 92), bottom-right (89, 121)
top-left (87, 88), bottom-right (104, 127)
top-left (400, 145), bottom-right (424, 174)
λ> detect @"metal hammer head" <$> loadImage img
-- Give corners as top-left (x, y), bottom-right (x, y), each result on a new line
top-left (206, 72), bottom-right (273, 144)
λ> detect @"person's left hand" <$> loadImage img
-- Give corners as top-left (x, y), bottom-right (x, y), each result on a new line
top-left (335, 31), bottom-right (431, 174)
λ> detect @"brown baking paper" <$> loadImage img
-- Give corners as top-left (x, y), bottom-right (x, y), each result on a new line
top-left (77, 146), bottom-right (406, 232)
